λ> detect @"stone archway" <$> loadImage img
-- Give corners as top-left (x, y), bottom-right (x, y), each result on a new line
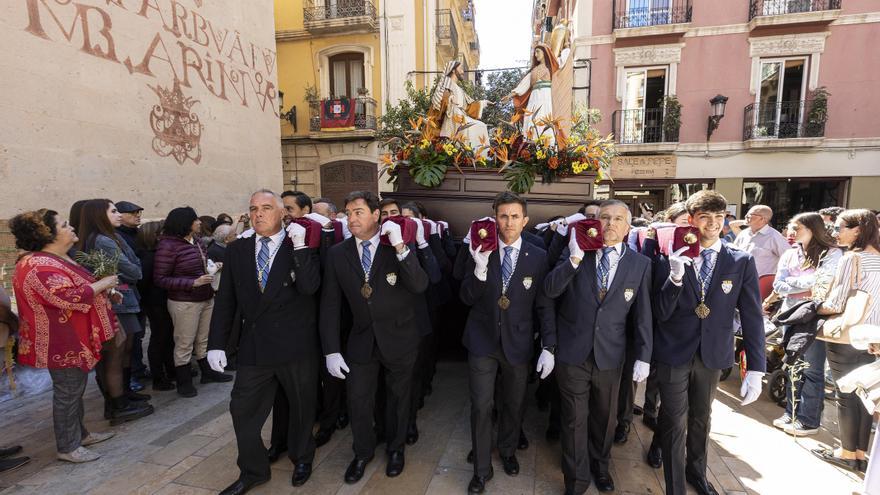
top-left (320, 160), bottom-right (378, 209)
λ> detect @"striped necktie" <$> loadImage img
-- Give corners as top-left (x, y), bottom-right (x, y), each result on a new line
top-left (361, 240), bottom-right (372, 276)
top-left (699, 249), bottom-right (717, 289)
top-left (501, 245), bottom-right (514, 288)
top-left (257, 237), bottom-right (271, 291)
top-left (597, 246), bottom-right (615, 293)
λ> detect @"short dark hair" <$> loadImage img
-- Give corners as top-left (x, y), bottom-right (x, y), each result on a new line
top-left (199, 215), bottom-right (216, 237)
top-left (577, 199), bottom-right (602, 215)
top-left (137, 220), bottom-right (164, 251)
top-left (10, 209), bottom-right (59, 252)
top-left (282, 190), bottom-right (313, 211)
top-left (344, 191), bottom-right (380, 213)
top-left (493, 191), bottom-right (528, 215)
top-left (819, 206), bottom-right (845, 222)
top-left (400, 202), bottom-right (422, 218)
top-left (313, 197), bottom-right (337, 214)
top-left (164, 207), bottom-right (199, 238)
top-left (379, 198), bottom-right (400, 211)
top-left (686, 190), bottom-right (727, 216)
top-left (631, 217), bottom-right (650, 228)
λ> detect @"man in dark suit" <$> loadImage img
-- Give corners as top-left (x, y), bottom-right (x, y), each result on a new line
top-left (207, 190), bottom-right (322, 495)
top-left (543, 199), bottom-right (653, 494)
top-left (652, 190), bottom-right (765, 495)
top-left (459, 192), bottom-right (556, 494)
top-left (320, 191), bottom-right (429, 483)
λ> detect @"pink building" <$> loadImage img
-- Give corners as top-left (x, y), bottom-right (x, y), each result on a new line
top-left (539, 0), bottom-right (880, 225)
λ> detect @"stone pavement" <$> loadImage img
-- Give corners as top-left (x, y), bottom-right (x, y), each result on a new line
top-left (0, 361), bottom-right (866, 494)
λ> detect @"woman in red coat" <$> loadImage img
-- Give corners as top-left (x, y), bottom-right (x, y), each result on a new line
top-left (10, 209), bottom-right (118, 463)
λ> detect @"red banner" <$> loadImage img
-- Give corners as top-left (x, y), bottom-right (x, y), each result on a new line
top-left (320, 99), bottom-right (356, 131)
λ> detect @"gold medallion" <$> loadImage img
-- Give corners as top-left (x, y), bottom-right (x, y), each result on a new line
top-left (598, 288), bottom-right (607, 301)
top-left (587, 227), bottom-right (598, 237)
top-left (361, 282), bottom-right (373, 299)
top-left (478, 228), bottom-right (488, 239)
top-left (683, 232), bottom-right (698, 245)
top-left (498, 294), bottom-right (510, 310)
top-left (695, 302), bottom-right (711, 319)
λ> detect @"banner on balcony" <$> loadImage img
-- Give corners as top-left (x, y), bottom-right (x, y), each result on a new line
top-left (320, 99), bottom-right (356, 131)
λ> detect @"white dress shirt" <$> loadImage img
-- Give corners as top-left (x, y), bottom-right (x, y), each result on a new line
top-left (733, 224), bottom-right (790, 276)
top-left (497, 236), bottom-right (523, 285)
top-left (694, 239), bottom-right (724, 273)
top-left (355, 231), bottom-right (381, 275)
top-left (254, 229), bottom-right (286, 274)
top-left (596, 242), bottom-right (625, 287)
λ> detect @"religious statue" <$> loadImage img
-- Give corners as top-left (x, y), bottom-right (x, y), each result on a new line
top-left (426, 61), bottom-right (490, 155)
top-left (502, 42), bottom-right (570, 147)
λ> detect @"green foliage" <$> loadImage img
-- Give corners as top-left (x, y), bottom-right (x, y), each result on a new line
top-left (504, 162), bottom-right (536, 194)
top-left (376, 79), bottom-right (438, 141)
top-left (662, 95), bottom-right (682, 140)
top-left (459, 69), bottom-right (524, 128)
top-left (805, 86), bottom-right (830, 137)
top-left (74, 250), bottom-right (120, 278)
top-left (408, 150), bottom-right (448, 188)
top-left (304, 84), bottom-right (319, 103)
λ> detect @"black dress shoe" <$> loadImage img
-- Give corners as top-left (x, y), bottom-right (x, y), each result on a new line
top-left (406, 422), bottom-right (419, 445)
top-left (614, 423), bottom-right (630, 444)
top-left (646, 444), bottom-right (662, 469)
top-left (344, 456), bottom-right (373, 484)
top-left (517, 429), bottom-right (529, 450)
top-left (314, 428), bottom-right (334, 447)
top-left (501, 455), bottom-right (519, 476)
top-left (643, 415), bottom-right (658, 431)
top-left (386, 451), bottom-right (405, 477)
top-left (292, 463), bottom-right (312, 486)
top-left (0, 445), bottom-right (23, 459)
top-left (336, 412), bottom-right (349, 430)
top-left (545, 425), bottom-right (560, 441)
top-left (267, 444), bottom-right (287, 463)
top-left (685, 473), bottom-right (719, 495)
top-left (219, 477), bottom-right (268, 495)
top-left (467, 468), bottom-right (494, 493)
top-left (595, 472), bottom-right (615, 492)
top-left (466, 449), bottom-right (474, 464)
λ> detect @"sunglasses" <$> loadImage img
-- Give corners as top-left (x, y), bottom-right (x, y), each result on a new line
top-left (833, 224), bottom-right (855, 233)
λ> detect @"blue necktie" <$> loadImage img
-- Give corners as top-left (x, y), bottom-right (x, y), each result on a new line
top-left (501, 245), bottom-right (514, 288)
top-left (699, 249), bottom-right (716, 289)
top-left (257, 237), bottom-right (271, 291)
top-left (361, 240), bottom-right (372, 276)
top-left (597, 246), bottom-right (615, 293)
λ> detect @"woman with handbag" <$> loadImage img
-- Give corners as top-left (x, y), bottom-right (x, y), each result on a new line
top-left (814, 209), bottom-right (880, 472)
top-left (771, 212), bottom-right (842, 436)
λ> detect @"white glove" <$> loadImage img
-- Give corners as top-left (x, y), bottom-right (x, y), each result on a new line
top-left (633, 360), bottom-right (650, 382)
top-left (424, 219), bottom-right (438, 235)
top-left (414, 218), bottom-right (428, 248)
top-left (536, 349), bottom-right (555, 379)
top-left (237, 228), bottom-right (255, 239)
top-left (555, 220), bottom-right (569, 237)
top-left (339, 217), bottom-right (352, 239)
top-left (305, 212), bottom-right (332, 228)
top-left (286, 222), bottom-right (307, 248)
top-left (438, 221), bottom-right (449, 233)
top-left (326, 353), bottom-right (350, 380)
top-left (381, 220), bottom-right (404, 246)
top-left (563, 212), bottom-right (587, 226)
top-left (667, 244), bottom-right (693, 283)
top-left (470, 245), bottom-right (491, 281)
top-left (740, 371), bottom-right (763, 406)
top-left (535, 222), bottom-right (550, 232)
top-left (207, 350), bottom-right (227, 373)
top-left (462, 233), bottom-right (470, 245)
top-left (568, 228), bottom-right (585, 266)
top-left (206, 259), bottom-right (219, 275)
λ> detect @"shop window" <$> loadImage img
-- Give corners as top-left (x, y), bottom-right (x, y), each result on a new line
top-left (742, 178), bottom-right (847, 230)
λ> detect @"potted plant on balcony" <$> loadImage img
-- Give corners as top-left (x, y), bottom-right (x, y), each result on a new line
top-left (662, 95), bottom-right (681, 142)
top-left (805, 86), bottom-right (829, 138)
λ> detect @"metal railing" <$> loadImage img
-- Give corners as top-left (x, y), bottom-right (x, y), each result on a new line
top-left (613, 0), bottom-right (692, 29)
top-left (303, 0), bottom-right (377, 23)
top-left (749, 0), bottom-right (841, 20)
top-left (742, 100), bottom-right (826, 140)
top-left (309, 97), bottom-right (377, 133)
top-left (612, 107), bottom-right (680, 144)
top-left (436, 9), bottom-right (458, 53)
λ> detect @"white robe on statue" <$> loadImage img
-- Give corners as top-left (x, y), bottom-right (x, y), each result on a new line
top-left (439, 82), bottom-right (489, 158)
top-left (510, 48), bottom-right (570, 147)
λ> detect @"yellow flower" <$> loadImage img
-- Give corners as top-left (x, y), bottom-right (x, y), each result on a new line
top-left (420, 139), bottom-right (430, 149)
top-left (443, 143), bottom-right (456, 156)
top-left (536, 149), bottom-right (547, 160)
top-left (464, 144), bottom-right (472, 152)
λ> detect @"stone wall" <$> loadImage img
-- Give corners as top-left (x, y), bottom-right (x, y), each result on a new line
top-left (0, 0), bottom-right (283, 220)
top-left (281, 139), bottom-right (382, 202)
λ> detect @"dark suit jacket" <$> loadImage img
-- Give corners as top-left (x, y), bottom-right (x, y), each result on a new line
top-left (460, 240), bottom-right (556, 366)
top-left (544, 246), bottom-right (653, 369)
top-left (320, 238), bottom-right (429, 363)
top-left (652, 244), bottom-right (766, 371)
top-left (208, 234), bottom-right (321, 366)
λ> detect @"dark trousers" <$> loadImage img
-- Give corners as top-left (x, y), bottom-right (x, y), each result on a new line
top-left (469, 351), bottom-right (528, 478)
top-left (785, 338), bottom-right (826, 429)
top-left (643, 364), bottom-right (661, 419)
top-left (230, 358), bottom-right (318, 484)
top-left (557, 353), bottom-right (621, 494)
top-left (348, 346), bottom-right (416, 459)
top-left (269, 387), bottom-right (290, 449)
top-left (617, 343), bottom-right (637, 427)
top-left (318, 365), bottom-right (347, 431)
top-left (48, 368), bottom-right (90, 454)
top-left (131, 312), bottom-right (147, 374)
top-left (657, 355), bottom-right (721, 495)
top-left (827, 342), bottom-right (875, 452)
top-left (409, 333), bottom-right (434, 423)
top-left (144, 302), bottom-right (175, 381)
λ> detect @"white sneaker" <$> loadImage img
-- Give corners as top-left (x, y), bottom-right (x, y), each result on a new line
top-left (784, 420), bottom-right (819, 436)
top-left (772, 414), bottom-right (792, 429)
top-left (57, 447), bottom-right (100, 463)
top-left (81, 431), bottom-right (115, 447)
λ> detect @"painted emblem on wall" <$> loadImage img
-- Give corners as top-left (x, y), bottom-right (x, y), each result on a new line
top-left (149, 80), bottom-right (204, 165)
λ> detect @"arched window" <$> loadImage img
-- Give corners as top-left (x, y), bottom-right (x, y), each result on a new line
top-left (328, 52), bottom-right (365, 99)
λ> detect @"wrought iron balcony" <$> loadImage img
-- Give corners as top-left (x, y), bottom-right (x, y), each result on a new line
top-left (437, 9), bottom-right (459, 55)
top-left (309, 97), bottom-right (377, 137)
top-left (613, 0), bottom-right (692, 30)
top-left (742, 100), bottom-right (826, 141)
top-left (612, 108), bottom-right (680, 145)
top-left (749, 0), bottom-right (841, 20)
top-left (303, 1), bottom-right (377, 34)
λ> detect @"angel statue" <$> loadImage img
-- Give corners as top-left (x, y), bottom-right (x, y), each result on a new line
top-left (502, 41), bottom-right (570, 147)
top-left (426, 60), bottom-right (490, 156)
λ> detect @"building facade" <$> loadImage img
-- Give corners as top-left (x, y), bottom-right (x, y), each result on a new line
top-left (274, 0), bottom-right (479, 208)
top-left (545, 0), bottom-right (880, 225)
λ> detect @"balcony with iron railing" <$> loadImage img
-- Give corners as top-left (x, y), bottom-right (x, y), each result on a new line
top-left (309, 97), bottom-right (377, 139)
top-left (612, 0), bottom-right (692, 37)
top-left (303, 0), bottom-right (378, 34)
top-left (437, 9), bottom-right (459, 56)
top-left (742, 99), bottom-right (826, 148)
top-left (612, 107), bottom-right (680, 152)
top-left (748, 0), bottom-right (841, 28)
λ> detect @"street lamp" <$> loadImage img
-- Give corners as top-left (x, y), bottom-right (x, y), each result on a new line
top-left (278, 90), bottom-right (297, 132)
top-left (706, 94), bottom-right (728, 141)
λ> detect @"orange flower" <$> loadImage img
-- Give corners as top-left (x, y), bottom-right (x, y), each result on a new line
top-left (519, 149), bottom-right (531, 161)
top-left (548, 156), bottom-right (559, 170)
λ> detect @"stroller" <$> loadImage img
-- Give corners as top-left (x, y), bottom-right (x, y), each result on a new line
top-left (720, 312), bottom-right (788, 405)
